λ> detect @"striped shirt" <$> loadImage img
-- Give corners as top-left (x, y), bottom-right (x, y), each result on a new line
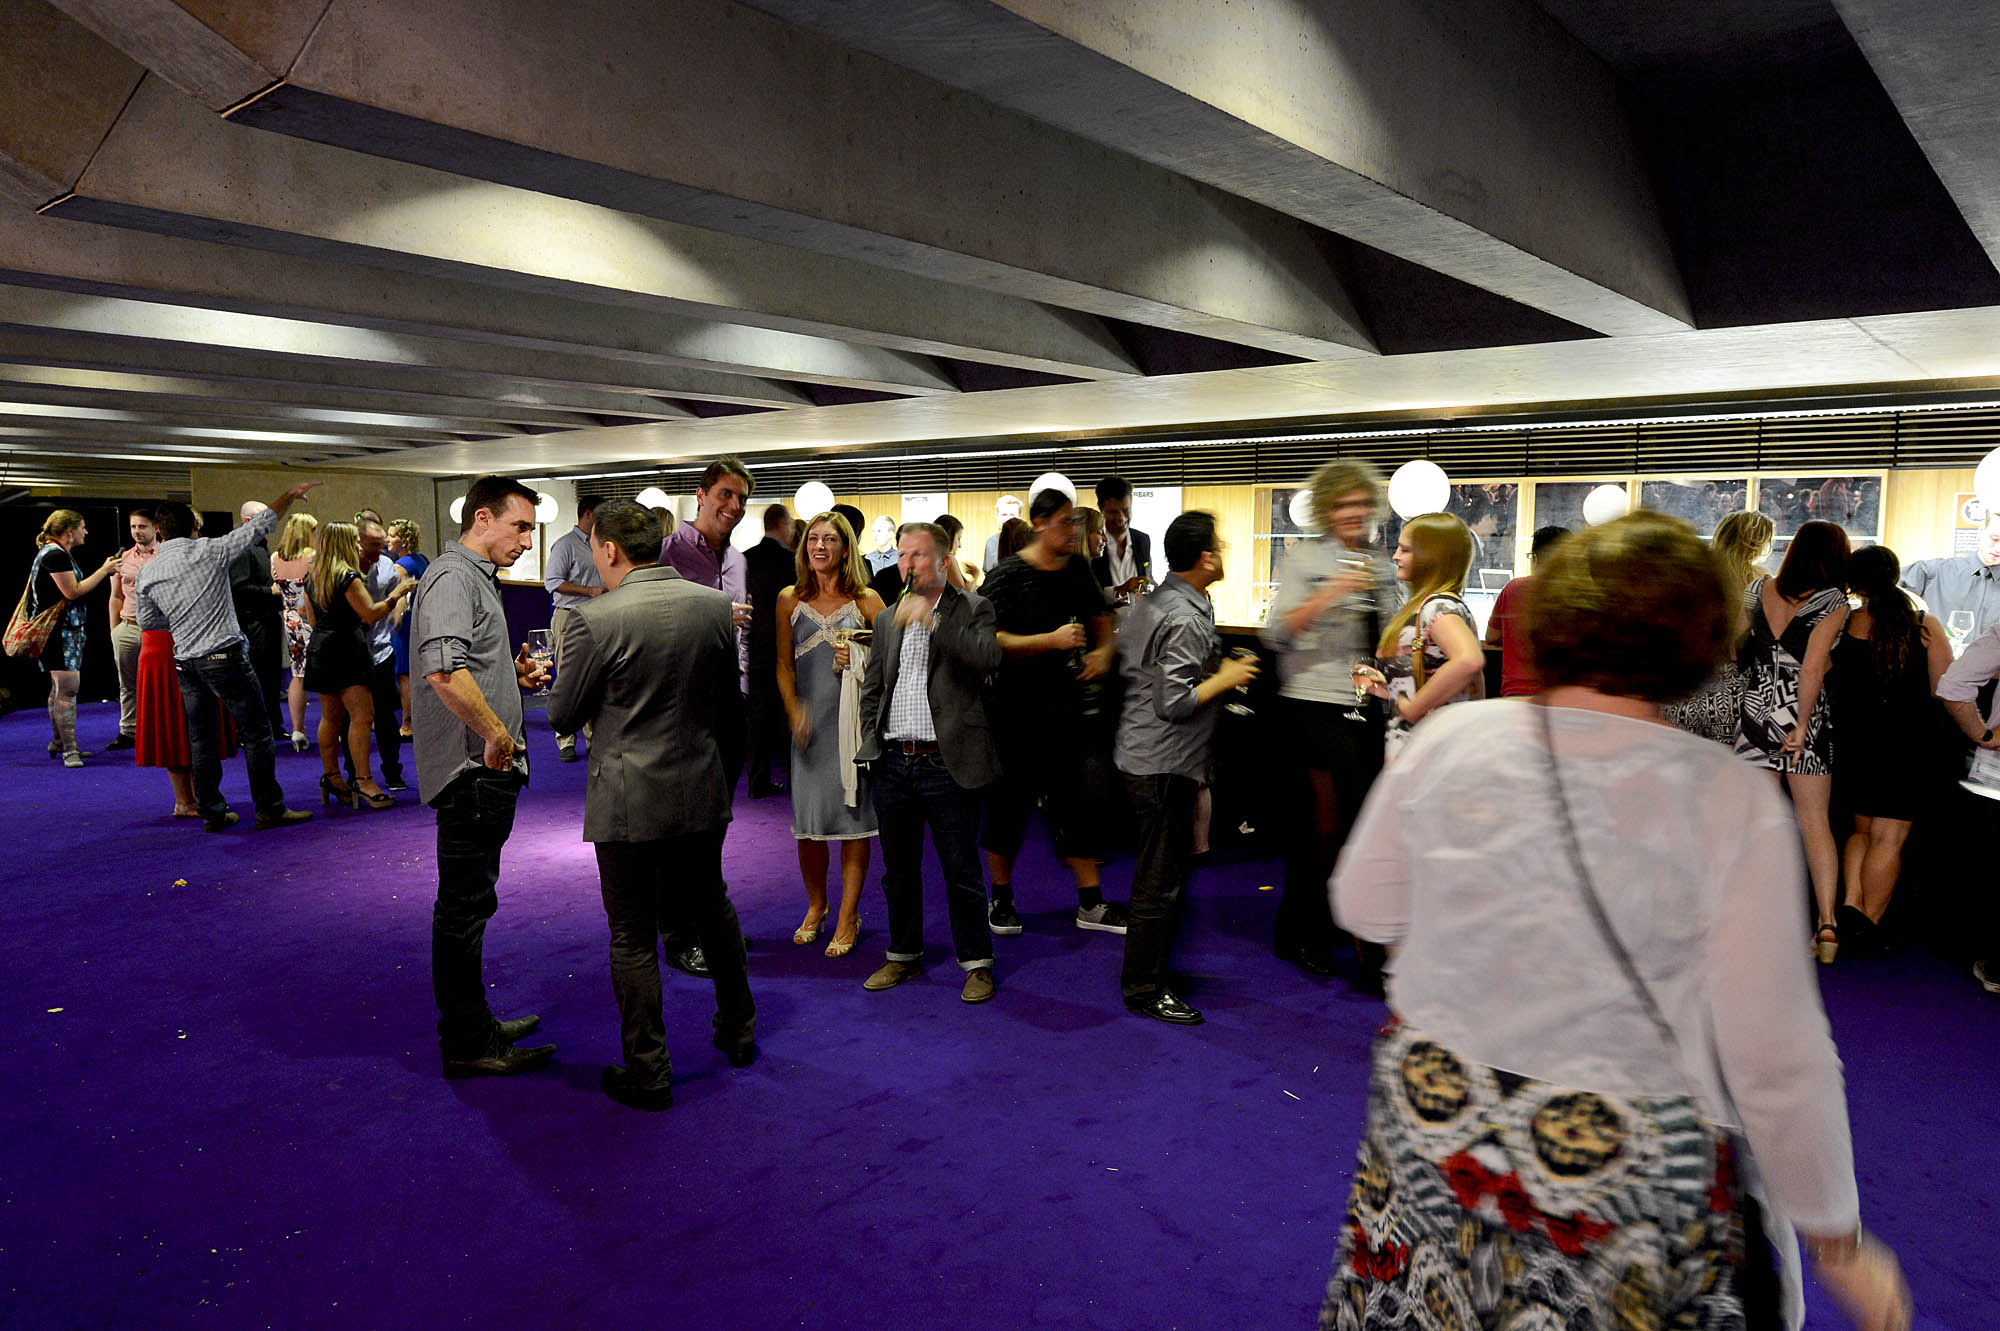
top-left (133, 507), bottom-right (279, 659)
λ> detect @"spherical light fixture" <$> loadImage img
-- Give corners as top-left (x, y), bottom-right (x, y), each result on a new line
top-left (1974, 445), bottom-right (2000, 510)
top-left (634, 486), bottom-right (671, 511)
top-left (534, 491), bottom-right (559, 524)
top-left (449, 496), bottom-right (466, 524)
top-left (794, 481), bottom-right (835, 516)
top-left (1028, 471), bottom-right (1076, 505)
top-left (1387, 460), bottom-right (1450, 520)
top-left (1287, 487), bottom-right (1321, 533)
top-left (1582, 483), bottom-right (1631, 527)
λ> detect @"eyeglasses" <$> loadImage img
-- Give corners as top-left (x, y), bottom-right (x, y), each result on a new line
top-left (1059, 516), bottom-right (1086, 528)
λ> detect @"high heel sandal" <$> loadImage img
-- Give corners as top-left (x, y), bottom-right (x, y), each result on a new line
top-left (1814, 921), bottom-right (1839, 965)
top-left (825, 918), bottom-right (861, 959)
top-left (793, 911), bottom-right (828, 946)
top-left (320, 773), bottom-right (357, 809)
top-left (352, 780), bottom-right (395, 811)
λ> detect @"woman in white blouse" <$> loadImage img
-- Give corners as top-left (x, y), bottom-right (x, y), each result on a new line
top-left (1326, 513), bottom-right (1908, 1331)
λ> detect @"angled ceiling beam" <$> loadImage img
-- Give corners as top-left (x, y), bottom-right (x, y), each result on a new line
top-left (50, 76), bottom-right (1139, 381)
top-left (0, 284), bottom-right (821, 408)
top-left (0, 2), bottom-right (143, 205)
top-left (1834, 0), bottom-right (2000, 274)
top-left (0, 400), bottom-right (494, 445)
top-left (744, 0), bottom-right (1692, 337)
top-left (0, 206), bottom-right (961, 398)
top-left (59, 0), bottom-right (1376, 360)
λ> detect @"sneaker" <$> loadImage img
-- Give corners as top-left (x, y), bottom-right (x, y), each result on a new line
top-left (988, 899), bottom-right (1023, 936)
top-left (62, 751), bottom-right (84, 769)
top-left (382, 772), bottom-right (409, 793)
top-left (291, 730), bottom-right (309, 754)
top-left (1976, 959), bottom-right (2000, 995)
top-left (1075, 900), bottom-right (1131, 935)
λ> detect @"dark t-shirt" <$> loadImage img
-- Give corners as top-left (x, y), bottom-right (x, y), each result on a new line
top-left (31, 546), bottom-right (75, 616)
top-left (983, 552), bottom-right (1105, 714)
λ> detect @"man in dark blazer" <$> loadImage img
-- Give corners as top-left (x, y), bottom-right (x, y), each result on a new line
top-left (742, 501), bottom-right (796, 798)
top-left (1091, 475), bottom-right (1154, 603)
top-left (547, 500), bottom-right (756, 1111)
top-left (852, 521), bottom-right (1005, 1004)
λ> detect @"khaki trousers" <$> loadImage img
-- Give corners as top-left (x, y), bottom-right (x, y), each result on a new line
top-left (111, 619), bottom-right (143, 737)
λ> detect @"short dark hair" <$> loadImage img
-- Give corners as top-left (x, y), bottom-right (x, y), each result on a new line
top-left (127, 505), bottom-right (157, 524)
top-left (831, 504), bottom-right (865, 536)
top-left (1095, 475), bottom-right (1133, 505)
top-left (152, 501), bottom-right (196, 540)
top-left (1775, 520), bottom-right (1850, 598)
top-left (459, 475), bottom-right (538, 533)
top-left (898, 521), bottom-right (948, 557)
top-left (577, 494), bottom-right (602, 517)
top-left (1163, 511), bottom-right (1218, 573)
top-left (1525, 512), bottom-right (1732, 703)
top-left (1530, 525), bottom-right (1570, 561)
top-left (697, 456), bottom-right (754, 497)
top-left (1028, 488), bottom-right (1071, 523)
top-left (592, 499), bottom-right (662, 565)
top-left (762, 501), bottom-right (791, 533)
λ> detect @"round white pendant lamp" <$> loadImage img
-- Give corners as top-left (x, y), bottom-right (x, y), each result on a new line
top-left (1387, 460), bottom-right (1450, 519)
top-left (1028, 471), bottom-right (1077, 505)
top-left (448, 496), bottom-right (466, 524)
top-left (1974, 445), bottom-right (2000, 509)
top-left (1287, 487), bottom-right (1321, 532)
top-left (634, 486), bottom-right (671, 511)
top-left (794, 481), bottom-right (835, 516)
top-left (1582, 483), bottom-right (1631, 526)
top-left (534, 491), bottom-right (559, 524)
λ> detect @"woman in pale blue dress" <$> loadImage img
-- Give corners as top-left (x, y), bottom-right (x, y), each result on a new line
top-left (776, 512), bottom-right (886, 958)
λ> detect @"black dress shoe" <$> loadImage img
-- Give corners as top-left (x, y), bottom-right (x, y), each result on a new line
top-left (666, 946), bottom-right (712, 978)
top-left (713, 1033), bottom-right (757, 1068)
top-left (106, 734), bottom-right (135, 751)
top-left (382, 772), bottom-right (409, 793)
top-left (1127, 990), bottom-right (1205, 1026)
top-left (496, 1014), bottom-right (541, 1043)
top-left (441, 1039), bottom-right (556, 1079)
top-left (601, 1064), bottom-right (673, 1110)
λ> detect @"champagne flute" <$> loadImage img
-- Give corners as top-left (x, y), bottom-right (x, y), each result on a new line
top-left (1224, 647), bottom-right (1258, 716)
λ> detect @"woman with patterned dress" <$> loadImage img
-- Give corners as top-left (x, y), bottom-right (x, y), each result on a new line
top-left (1327, 514), bottom-right (1910, 1331)
top-left (269, 512), bottom-right (317, 752)
top-left (1733, 520), bottom-right (1850, 962)
top-left (1354, 512), bottom-right (1484, 764)
top-left (776, 511), bottom-right (884, 958)
top-left (27, 509), bottom-right (120, 767)
top-left (1662, 510), bottom-right (1772, 744)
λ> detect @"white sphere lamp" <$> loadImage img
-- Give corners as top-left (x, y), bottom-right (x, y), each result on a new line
top-left (794, 480), bottom-right (835, 516)
top-left (1387, 460), bottom-right (1450, 519)
top-left (1287, 487), bottom-right (1321, 533)
top-left (1029, 471), bottom-right (1077, 505)
top-left (448, 496), bottom-right (466, 524)
top-left (1582, 483), bottom-right (1631, 527)
top-left (534, 491), bottom-right (559, 524)
top-left (634, 486), bottom-right (671, 511)
top-left (1974, 445), bottom-right (2000, 510)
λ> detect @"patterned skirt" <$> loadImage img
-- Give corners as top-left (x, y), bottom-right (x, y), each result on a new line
top-left (1320, 1022), bottom-right (1750, 1331)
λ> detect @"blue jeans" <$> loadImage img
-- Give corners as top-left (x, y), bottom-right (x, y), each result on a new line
top-left (872, 748), bottom-right (992, 971)
top-left (176, 644), bottom-right (284, 821)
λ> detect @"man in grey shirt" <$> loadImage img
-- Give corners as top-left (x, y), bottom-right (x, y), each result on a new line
top-left (541, 494), bottom-right (602, 762)
top-left (410, 475), bottom-right (555, 1079)
top-left (1902, 507), bottom-right (2000, 643)
top-left (357, 515), bottom-right (411, 791)
top-left (1114, 512), bottom-right (1258, 1026)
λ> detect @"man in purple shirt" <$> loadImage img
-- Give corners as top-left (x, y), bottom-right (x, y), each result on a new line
top-left (653, 455), bottom-right (757, 979)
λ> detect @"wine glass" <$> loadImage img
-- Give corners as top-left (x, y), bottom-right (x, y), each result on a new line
top-left (1343, 657), bottom-right (1376, 722)
top-left (1224, 647), bottom-right (1258, 716)
top-left (526, 628), bottom-right (553, 695)
top-left (1947, 611), bottom-right (1975, 656)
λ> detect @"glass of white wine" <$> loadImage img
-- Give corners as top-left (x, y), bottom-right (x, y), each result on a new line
top-left (1947, 611), bottom-right (1975, 657)
top-left (526, 628), bottom-right (554, 695)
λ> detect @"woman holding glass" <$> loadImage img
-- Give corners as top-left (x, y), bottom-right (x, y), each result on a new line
top-left (1353, 512), bottom-right (1484, 763)
top-left (269, 512), bottom-right (318, 752)
top-left (1327, 513), bottom-right (1909, 1331)
top-left (1734, 519), bottom-right (1849, 962)
top-left (304, 520), bottom-right (414, 811)
top-left (26, 508), bottom-right (120, 766)
top-left (776, 511), bottom-right (885, 958)
top-left (1260, 460), bottom-right (1400, 978)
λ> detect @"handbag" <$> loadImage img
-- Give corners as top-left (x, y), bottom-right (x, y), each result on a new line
top-left (1533, 702), bottom-right (1781, 1327)
top-left (4, 549), bottom-right (69, 659)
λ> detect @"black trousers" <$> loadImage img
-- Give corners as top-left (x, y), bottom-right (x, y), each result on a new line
top-left (1274, 696), bottom-right (1383, 962)
top-left (1120, 771), bottom-right (1201, 1004)
top-left (243, 620), bottom-right (286, 741)
top-left (432, 769), bottom-right (520, 1056)
top-left (594, 831), bottom-right (755, 1087)
top-left (745, 672), bottom-right (787, 791)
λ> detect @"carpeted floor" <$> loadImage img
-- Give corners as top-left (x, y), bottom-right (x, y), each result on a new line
top-left (4, 701), bottom-right (1994, 1329)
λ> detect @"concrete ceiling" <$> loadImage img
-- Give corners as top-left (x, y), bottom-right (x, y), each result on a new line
top-left (2, 0), bottom-right (1998, 490)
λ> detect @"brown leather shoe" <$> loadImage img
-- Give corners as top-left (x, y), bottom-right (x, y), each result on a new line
top-left (863, 960), bottom-right (920, 991)
top-left (960, 968), bottom-right (995, 1004)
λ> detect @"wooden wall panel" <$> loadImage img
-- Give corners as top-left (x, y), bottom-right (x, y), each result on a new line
top-left (1882, 468), bottom-right (1978, 562)
top-left (1182, 485), bottom-right (1261, 627)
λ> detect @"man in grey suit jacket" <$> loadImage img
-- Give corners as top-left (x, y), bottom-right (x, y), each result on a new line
top-left (852, 522), bottom-right (1006, 1003)
top-left (547, 501), bottom-right (756, 1110)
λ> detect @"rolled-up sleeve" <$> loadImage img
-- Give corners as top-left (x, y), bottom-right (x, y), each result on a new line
top-left (1938, 623), bottom-right (2000, 703)
top-left (416, 568), bottom-right (475, 676)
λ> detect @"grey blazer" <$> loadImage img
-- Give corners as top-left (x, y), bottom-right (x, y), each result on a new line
top-left (546, 564), bottom-right (737, 843)
top-left (855, 584), bottom-right (1004, 790)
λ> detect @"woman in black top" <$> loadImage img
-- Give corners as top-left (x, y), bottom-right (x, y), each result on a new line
top-left (28, 509), bottom-right (119, 766)
top-left (304, 521), bottom-right (414, 809)
top-left (980, 488), bottom-right (1129, 936)
top-left (1833, 545), bottom-right (1953, 954)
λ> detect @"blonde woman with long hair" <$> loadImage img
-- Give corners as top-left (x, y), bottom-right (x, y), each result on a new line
top-left (1355, 512), bottom-right (1483, 761)
top-left (270, 512), bottom-right (318, 751)
top-left (28, 509), bottom-right (120, 765)
top-left (775, 511), bottom-right (885, 956)
top-left (303, 521), bottom-right (413, 809)
top-left (1663, 509), bottom-right (1774, 745)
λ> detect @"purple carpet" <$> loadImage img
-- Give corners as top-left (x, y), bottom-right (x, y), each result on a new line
top-left (5, 701), bottom-right (1994, 1329)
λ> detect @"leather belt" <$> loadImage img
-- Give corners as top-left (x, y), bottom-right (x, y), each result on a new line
top-left (889, 739), bottom-right (941, 755)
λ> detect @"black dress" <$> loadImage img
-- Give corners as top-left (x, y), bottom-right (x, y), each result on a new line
top-left (1832, 631), bottom-right (1936, 820)
top-left (303, 570), bottom-right (371, 693)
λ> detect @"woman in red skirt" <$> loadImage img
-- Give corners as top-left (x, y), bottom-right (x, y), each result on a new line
top-left (134, 625), bottom-right (234, 818)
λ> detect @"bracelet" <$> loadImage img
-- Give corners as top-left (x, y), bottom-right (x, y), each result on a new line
top-left (1804, 1226), bottom-right (1865, 1265)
